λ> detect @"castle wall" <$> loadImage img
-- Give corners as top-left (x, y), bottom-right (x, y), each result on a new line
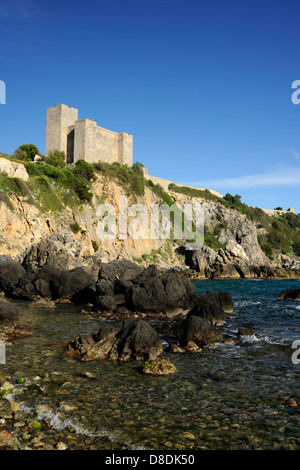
top-left (142, 168), bottom-right (223, 197)
top-left (73, 119), bottom-right (133, 165)
top-left (46, 104), bottom-right (133, 166)
top-left (146, 174), bottom-right (173, 191)
top-left (119, 133), bottom-right (133, 166)
top-left (45, 104), bottom-right (78, 157)
top-left (261, 208), bottom-right (295, 216)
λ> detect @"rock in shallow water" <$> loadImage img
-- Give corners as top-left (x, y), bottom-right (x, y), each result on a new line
top-left (142, 359), bottom-right (177, 375)
top-left (175, 315), bottom-right (223, 348)
top-left (277, 288), bottom-right (300, 301)
top-left (66, 319), bottom-right (163, 363)
top-left (187, 291), bottom-right (234, 326)
top-left (0, 298), bottom-right (20, 326)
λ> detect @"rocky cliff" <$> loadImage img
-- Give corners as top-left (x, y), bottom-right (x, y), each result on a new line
top-left (0, 158), bottom-right (299, 279)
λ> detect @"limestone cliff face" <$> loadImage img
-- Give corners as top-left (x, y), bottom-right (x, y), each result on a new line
top-left (171, 192), bottom-right (266, 266)
top-left (0, 173), bottom-right (298, 278)
top-left (0, 174), bottom-right (173, 264)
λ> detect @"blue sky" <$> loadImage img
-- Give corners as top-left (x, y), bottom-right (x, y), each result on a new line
top-left (0, 0), bottom-right (299, 212)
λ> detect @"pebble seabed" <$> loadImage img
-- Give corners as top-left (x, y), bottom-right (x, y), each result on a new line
top-left (0, 278), bottom-right (300, 450)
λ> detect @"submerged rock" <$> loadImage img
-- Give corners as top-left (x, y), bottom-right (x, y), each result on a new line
top-left (0, 298), bottom-right (20, 326)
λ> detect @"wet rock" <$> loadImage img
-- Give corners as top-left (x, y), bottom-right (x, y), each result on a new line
top-left (187, 291), bottom-right (234, 326)
top-left (0, 430), bottom-right (18, 449)
top-left (168, 343), bottom-right (186, 353)
top-left (78, 371), bottom-right (97, 380)
top-left (67, 319), bottom-right (163, 363)
top-left (185, 341), bottom-right (202, 352)
top-left (0, 372), bottom-right (5, 387)
top-left (277, 288), bottom-right (300, 301)
top-left (237, 328), bottom-right (261, 338)
top-left (175, 315), bottom-right (223, 348)
top-left (223, 338), bottom-right (239, 344)
top-left (122, 265), bottom-right (196, 315)
top-left (285, 398), bottom-right (298, 407)
top-left (55, 441), bottom-right (68, 450)
top-left (142, 359), bottom-right (177, 375)
top-left (0, 398), bottom-right (13, 419)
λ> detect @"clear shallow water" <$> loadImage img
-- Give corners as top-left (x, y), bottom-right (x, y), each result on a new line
top-left (2, 279), bottom-right (300, 450)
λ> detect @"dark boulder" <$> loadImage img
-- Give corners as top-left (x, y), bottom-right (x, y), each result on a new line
top-left (175, 315), bottom-right (223, 348)
top-left (123, 265), bottom-right (196, 315)
top-left (117, 319), bottom-right (163, 363)
top-left (95, 294), bottom-right (126, 312)
top-left (35, 264), bottom-right (61, 283)
top-left (277, 288), bottom-right (300, 301)
top-left (33, 279), bottom-right (52, 299)
top-left (66, 319), bottom-right (163, 363)
top-left (187, 291), bottom-right (234, 326)
top-left (96, 260), bottom-right (143, 296)
top-left (10, 265), bottom-right (58, 301)
top-left (0, 255), bottom-right (25, 295)
top-left (50, 267), bottom-right (95, 301)
top-left (11, 272), bottom-right (37, 300)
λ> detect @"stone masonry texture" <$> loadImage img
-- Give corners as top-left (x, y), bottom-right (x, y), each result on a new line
top-left (46, 104), bottom-right (133, 166)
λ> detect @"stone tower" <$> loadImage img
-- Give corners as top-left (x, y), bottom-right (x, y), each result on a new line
top-left (45, 104), bottom-right (133, 166)
top-left (45, 104), bottom-right (78, 163)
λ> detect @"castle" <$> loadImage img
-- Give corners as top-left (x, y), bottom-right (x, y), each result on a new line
top-left (45, 104), bottom-right (133, 166)
top-left (44, 104), bottom-right (295, 213)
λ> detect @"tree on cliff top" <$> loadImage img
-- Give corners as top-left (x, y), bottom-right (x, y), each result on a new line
top-left (13, 144), bottom-right (42, 161)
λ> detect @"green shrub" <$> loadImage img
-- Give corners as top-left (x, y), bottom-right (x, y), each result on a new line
top-left (45, 150), bottom-right (66, 167)
top-left (204, 229), bottom-right (226, 251)
top-left (224, 193), bottom-right (242, 205)
top-left (25, 161), bottom-right (93, 204)
top-left (70, 222), bottom-right (82, 234)
top-left (91, 240), bottom-right (99, 252)
top-left (74, 160), bottom-right (95, 181)
top-left (293, 241), bottom-right (300, 257)
top-left (0, 190), bottom-right (14, 211)
top-left (12, 144), bottom-right (41, 162)
top-left (93, 161), bottom-right (145, 197)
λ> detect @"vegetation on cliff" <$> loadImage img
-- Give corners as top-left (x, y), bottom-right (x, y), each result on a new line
top-left (169, 183), bottom-right (300, 260)
top-left (0, 148), bottom-right (299, 263)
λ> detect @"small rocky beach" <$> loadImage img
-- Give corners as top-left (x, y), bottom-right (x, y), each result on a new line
top-left (1, 245), bottom-right (300, 450)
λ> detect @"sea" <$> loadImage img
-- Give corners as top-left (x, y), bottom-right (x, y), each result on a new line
top-left (2, 278), bottom-right (300, 450)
